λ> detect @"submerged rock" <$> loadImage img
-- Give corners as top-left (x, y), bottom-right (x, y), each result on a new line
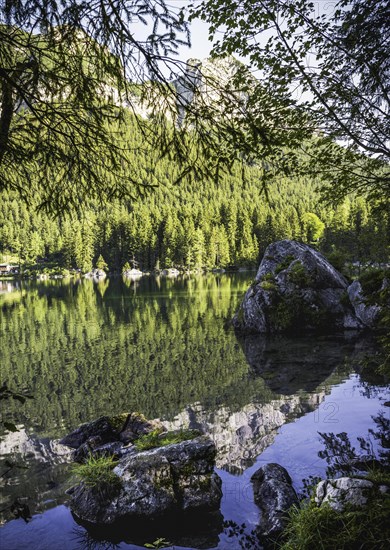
top-left (84, 268), bottom-right (106, 279)
top-left (233, 240), bottom-right (362, 334)
top-left (63, 414), bottom-right (222, 525)
top-left (251, 463), bottom-right (298, 539)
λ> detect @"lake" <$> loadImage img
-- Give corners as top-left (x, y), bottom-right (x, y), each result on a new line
top-left (0, 274), bottom-right (388, 549)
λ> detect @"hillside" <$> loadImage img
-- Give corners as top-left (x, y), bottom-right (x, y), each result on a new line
top-left (1, 111), bottom-right (388, 273)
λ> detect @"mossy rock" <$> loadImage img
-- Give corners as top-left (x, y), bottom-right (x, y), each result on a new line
top-left (287, 261), bottom-right (313, 287)
top-left (108, 413), bottom-right (130, 433)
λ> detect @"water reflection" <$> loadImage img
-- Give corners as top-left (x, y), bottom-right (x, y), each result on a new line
top-left (0, 331), bottom-right (369, 525)
top-left (0, 275), bottom-right (385, 548)
top-left (72, 510), bottom-right (223, 550)
top-left (237, 332), bottom-right (371, 394)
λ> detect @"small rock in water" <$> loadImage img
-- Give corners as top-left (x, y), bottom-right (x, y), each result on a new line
top-left (251, 463), bottom-right (298, 539)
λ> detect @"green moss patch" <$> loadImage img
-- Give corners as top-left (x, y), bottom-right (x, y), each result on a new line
top-left (108, 412), bottom-right (130, 432)
top-left (274, 255), bottom-right (295, 274)
top-left (260, 280), bottom-right (277, 291)
top-left (134, 429), bottom-right (201, 451)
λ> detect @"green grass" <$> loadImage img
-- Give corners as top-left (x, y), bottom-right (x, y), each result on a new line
top-left (72, 454), bottom-right (120, 487)
top-left (134, 429), bottom-right (200, 451)
top-left (280, 493), bottom-right (390, 549)
top-left (364, 468), bottom-right (390, 486)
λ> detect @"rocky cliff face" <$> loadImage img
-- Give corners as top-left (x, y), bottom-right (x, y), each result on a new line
top-left (130, 55), bottom-right (247, 126)
top-left (233, 240), bottom-right (363, 334)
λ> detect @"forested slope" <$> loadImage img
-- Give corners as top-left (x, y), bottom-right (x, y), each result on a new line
top-left (1, 114), bottom-right (388, 272)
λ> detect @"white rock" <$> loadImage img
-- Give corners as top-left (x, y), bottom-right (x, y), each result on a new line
top-left (315, 477), bottom-right (374, 512)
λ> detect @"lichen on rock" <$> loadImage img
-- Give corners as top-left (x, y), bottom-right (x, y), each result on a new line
top-left (314, 477), bottom-right (388, 512)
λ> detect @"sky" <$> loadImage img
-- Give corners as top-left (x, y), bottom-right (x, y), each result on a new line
top-left (178, 16), bottom-right (214, 61)
top-left (130, 0), bottom-right (215, 64)
top-left (169, 0), bottom-right (214, 61)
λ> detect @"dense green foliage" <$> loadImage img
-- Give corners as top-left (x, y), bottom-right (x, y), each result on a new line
top-left (194, 0), bottom-right (390, 202)
top-left (1, 115), bottom-right (388, 272)
top-left (0, 2), bottom-right (195, 210)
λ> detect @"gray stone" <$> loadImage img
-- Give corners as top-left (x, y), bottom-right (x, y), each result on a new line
top-left (315, 477), bottom-right (375, 512)
top-left (73, 440), bottom-right (125, 463)
top-left (251, 463), bottom-right (298, 539)
top-left (84, 268), bottom-right (106, 279)
top-left (60, 412), bottom-right (165, 461)
top-left (233, 240), bottom-right (362, 333)
top-left (60, 416), bottom-right (115, 449)
top-left (70, 435), bottom-right (222, 524)
top-left (118, 412), bottom-right (164, 444)
top-left (172, 59), bottom-right (202, 127)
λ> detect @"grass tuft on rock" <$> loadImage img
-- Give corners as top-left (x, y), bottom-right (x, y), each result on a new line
top-left (72, 454), bottom-right (120, 487)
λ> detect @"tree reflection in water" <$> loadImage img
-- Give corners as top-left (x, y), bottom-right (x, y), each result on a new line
top-left (318, 411), bottom-right (390, 478)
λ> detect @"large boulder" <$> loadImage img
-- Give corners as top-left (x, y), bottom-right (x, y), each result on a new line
top-left (251, 463), bottom-right (298, 539)
top-left (69, 435), bottom-right (222, 524)
top-left (62, 413), bottom-right (222, 525)
top-left (233, 240), bottom-right (362, 334)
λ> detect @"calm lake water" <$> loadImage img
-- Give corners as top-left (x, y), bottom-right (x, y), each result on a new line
top-left (0, 274), bottom-right (388, 549)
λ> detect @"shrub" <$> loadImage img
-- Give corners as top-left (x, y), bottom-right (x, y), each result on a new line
top-left (359, 268), bottom-right (389, 296)
top-left (274, 255), bottom-right (295, 274)
top-left (288, 262), bottom-right (312, 287)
